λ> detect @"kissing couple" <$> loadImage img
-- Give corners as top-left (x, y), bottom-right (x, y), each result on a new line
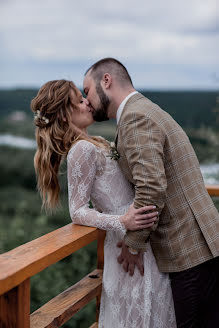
top-left (31, 58), bottom-right (219, 328)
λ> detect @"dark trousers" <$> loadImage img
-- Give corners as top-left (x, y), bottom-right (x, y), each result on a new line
top-left (169, 257), bottom-right (219, 328)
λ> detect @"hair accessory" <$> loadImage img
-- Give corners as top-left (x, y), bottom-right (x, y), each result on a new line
top-left (34, 110), bottom-right (49, 124)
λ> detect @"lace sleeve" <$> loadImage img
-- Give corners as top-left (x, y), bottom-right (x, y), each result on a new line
top-left (67, 140), bottom-right (126, 234)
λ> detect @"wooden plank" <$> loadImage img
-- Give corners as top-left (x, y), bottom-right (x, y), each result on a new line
top-left (96, 230), bottom-right (105, 322)
top-left (89, 323), bottom-right (98, 328)
top-left (30, 269), bottom-right (103, 328)
top-left (0, 224), bottom-right (98, 295)
top-left (0, 278), bottom-right (30, 328)
top-left (206, 185), bottom-right (219, 197)
top-left (97, 230), bottom-right (105, 270)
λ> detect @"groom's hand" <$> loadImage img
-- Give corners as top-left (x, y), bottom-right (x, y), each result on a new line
top-left (117, 241), bottom-right (144, 276)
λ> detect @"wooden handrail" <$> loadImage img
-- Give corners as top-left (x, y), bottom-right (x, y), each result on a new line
top-left (0, 225), bottom-right (105, 328)
top-left (0, 185), bottom-right (219, 327)
top-left (205, 185), bottom-right (219, 197)
top-left (0, 224), bottom-right (98, 295)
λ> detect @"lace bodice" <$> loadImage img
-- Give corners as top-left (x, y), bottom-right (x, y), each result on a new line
top-left (67, 140), bottom-right (134, 236)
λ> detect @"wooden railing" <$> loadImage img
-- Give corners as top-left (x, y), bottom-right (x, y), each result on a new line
top-left (0, 185), bottom-right (219, 328)
top-left (0, 225), bottom-right (105, 328)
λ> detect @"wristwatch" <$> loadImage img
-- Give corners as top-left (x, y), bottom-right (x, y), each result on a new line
top-left (128, 247), bottom-right (139, 255)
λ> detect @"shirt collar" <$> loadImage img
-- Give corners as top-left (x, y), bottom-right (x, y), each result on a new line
top-left (116, 91), bottom-right (138, 124)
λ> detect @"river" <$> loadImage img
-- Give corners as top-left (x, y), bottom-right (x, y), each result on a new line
top-left (0, 134), bottom-right (36, 149)
top-left (1, 134), bottom-right (219, 184)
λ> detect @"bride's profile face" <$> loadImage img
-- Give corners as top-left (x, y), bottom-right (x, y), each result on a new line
top-left (70, 90), bottom-right (94, 131)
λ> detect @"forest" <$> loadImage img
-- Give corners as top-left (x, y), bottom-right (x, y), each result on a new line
top-left (0, 89), bottom-right (218, 128)
top-left (0, 89), bottom-right (219, 327)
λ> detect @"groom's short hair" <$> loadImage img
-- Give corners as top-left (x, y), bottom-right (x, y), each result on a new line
top-left (85, 58), bottom-right (133, 87)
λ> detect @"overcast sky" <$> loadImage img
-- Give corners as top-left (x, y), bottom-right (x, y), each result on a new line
top-left (0, 0), bottom-right (218, 89)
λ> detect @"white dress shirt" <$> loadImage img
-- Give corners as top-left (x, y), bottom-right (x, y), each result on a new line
top-left (116, 91), bottom-right (138, 124)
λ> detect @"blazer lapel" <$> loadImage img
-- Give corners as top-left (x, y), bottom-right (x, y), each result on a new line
top-left (114, 93), bottom-right (145, 145)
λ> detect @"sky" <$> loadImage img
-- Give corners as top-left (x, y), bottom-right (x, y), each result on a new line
top-left (0, 0), bottom-right (218, 90)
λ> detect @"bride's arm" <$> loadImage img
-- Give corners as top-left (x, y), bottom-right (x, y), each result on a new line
top-left (67, 140), bottom-right (126, 235)
top-left (67, 141), bottom-right (157, 235)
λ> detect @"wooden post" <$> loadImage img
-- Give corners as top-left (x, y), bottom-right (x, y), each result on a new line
top-left (0, 278), bottom-right (30, 328)
top-left (96, 230), bottom-right (105, 322)
top-left (97, 230), bottom-right (105, 270)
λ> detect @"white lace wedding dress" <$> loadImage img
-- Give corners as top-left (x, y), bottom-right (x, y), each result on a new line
top-left (67, 140), bottom-right (176, 328)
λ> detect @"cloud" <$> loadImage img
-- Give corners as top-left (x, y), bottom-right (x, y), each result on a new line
top-left (0, 0), bottom-right (218, 88)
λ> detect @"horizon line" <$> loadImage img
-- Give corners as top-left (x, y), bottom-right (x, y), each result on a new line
top-left (0, 86), bottom-right (218, 92)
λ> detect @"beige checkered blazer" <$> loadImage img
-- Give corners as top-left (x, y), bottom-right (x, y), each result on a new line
top-left (116, 93), bottom-right (219, 272)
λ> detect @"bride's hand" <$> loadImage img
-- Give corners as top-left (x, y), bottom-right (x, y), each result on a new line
top-left (120, 204), bottom-right (158, 231)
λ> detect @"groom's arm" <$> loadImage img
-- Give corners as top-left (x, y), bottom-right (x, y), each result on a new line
top-left (121, 110), bottom-right (167, 251)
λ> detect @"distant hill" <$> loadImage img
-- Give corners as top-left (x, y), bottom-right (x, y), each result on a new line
top-left (0, 89), bottom-right (37, 117)
top-left (140, 90), bottom-right (218, 129)
top-left (0, 89), bottom-right (218, 129)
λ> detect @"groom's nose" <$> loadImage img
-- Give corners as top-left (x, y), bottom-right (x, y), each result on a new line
top-left (84, 98), bottom-right (90, 106)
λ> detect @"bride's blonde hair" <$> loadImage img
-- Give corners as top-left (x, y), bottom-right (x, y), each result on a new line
top-left (31, 79), bottom-right (108, 210)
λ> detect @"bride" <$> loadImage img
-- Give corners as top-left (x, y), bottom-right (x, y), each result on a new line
top-left (31, 79), bottom-right (176, 328)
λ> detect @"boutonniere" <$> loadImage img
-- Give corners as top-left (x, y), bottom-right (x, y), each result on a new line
top-left (107, 142), bottom-right (120, 160)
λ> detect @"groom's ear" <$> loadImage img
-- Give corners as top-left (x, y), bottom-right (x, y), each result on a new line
top-left (102, 73), bottom-right (112, 89)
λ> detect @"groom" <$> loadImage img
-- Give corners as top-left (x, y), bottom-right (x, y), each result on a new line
top-left (83, 58), bottom-right (219, 327)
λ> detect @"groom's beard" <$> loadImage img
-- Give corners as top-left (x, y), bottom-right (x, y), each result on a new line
top-left (92, 82), bottom-right (110, 122)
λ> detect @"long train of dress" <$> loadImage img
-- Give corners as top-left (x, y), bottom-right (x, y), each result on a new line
top-left (67, 140), bottom-right (176, 328)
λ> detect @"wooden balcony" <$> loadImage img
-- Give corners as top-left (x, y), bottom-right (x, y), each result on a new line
top-left (0, 185), bottom-right (219, 328)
